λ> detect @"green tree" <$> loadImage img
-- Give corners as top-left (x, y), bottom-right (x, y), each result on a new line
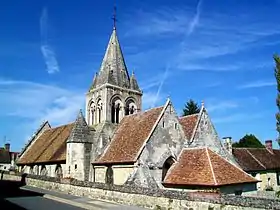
top-left (232, 134), bottom-right (264, 148)
top-left (182, 99), bottom-right (200, 116)
top-left (274, 54), bottom-right (280, 145)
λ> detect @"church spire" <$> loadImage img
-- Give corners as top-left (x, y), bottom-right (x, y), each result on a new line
top-left (89, 7), bottom-right (133, 91)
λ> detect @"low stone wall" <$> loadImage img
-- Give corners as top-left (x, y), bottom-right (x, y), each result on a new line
top-left (2, 173), bottom-right (280, 210)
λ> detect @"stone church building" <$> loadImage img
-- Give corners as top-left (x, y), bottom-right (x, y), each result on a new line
top-left (16, 19), bottom-right (258, 194)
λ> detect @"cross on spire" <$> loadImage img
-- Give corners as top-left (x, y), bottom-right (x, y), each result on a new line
top-left (112, 6), bottom-right (117, 29)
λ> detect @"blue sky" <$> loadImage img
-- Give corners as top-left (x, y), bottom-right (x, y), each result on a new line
top-left (0, 0), bottom-right (280, 151)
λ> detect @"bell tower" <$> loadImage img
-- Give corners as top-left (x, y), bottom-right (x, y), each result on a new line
top-left (85, 7), bottom-right (142, 126)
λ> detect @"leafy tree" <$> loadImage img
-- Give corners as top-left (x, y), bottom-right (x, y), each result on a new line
top-left (232, 134), bottom-right (264, 148)
top-left (274, 54), bottom-right (280, 145)
top-left (182, 99), bottom-right (200, 116)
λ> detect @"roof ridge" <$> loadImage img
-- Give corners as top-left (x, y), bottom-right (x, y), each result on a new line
top-left (245, 149), bottom-right (266, 169)
top-left (134, 99), bottom-right (170, 161)
top-left (51, 122), bottom-right (75, 129)
top-left (206, 148), bottom-right (217, 185)
top-left (179, 113), bottom-right (200, 119)
top-left (189, 108), bottom-right (203, 142)
top-left (122, 105), bottom-right (164, 119)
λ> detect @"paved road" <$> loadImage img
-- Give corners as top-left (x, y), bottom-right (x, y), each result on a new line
top-left (0, 180), bottom-right (146, 210)
top-left (0, 180), bottom-right (84, 210)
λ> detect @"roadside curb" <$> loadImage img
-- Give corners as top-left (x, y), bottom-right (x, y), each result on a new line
top-left (43, 194), bottom-right (102, 210)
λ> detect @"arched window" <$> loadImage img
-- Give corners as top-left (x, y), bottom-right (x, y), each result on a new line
top-left (162, 156), bottom-right (176, 181)
top-left (97, 99), bottom-right (102, 123)
top-left (29, 166), bottom-right (34, 174)
top-left (89, 102), bottom-right (95, 125)
top-left (116, 103), bottom-right (120, 123)
top-left (34, 165), bottom-right (39, 175)
top-left (110, 97), bottom-right (123, 124)
top-left (125, 98), bottom-right (137, 116)
top-left (105, 166), bottom-right (114, 185)
top-left (55, 164), bottom-right (63, 178)
top-left (130, 105), bottom-right (135, 114)
top-left (111, 102), bottom-right (115, 123)
top-left (40, 165), bottom-right (47, 176)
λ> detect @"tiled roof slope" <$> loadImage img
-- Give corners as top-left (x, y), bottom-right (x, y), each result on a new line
top-left (163, 148), bottom-right (257, 187)
top-left (0, 148), bottom-right (11, 163)
top-left (17, 123), bottom-right (74, 165)
top-left (93, 106), bottom-right (163, 165)
top-left (233, 148), bottom-right (280, 172)
top-left (178, 114), bottom-right (199, 140)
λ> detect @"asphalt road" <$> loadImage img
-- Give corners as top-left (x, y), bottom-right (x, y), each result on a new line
top-left (0, 180), bottom-right (84, 210)
top-left (0, 180), bottom-right (146, 210)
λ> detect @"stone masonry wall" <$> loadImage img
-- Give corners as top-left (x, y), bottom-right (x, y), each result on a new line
top-left (2, 173), bottom-right (280, 210)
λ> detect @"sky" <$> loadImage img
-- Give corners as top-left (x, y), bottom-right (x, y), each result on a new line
top-left (0, 0), bottom-right (280, 151)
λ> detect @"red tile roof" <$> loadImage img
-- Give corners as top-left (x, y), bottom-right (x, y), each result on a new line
top-left (179, 114), bottom-right (199, 140)
top-left (93, 106), bottom-right (164, 165)
top-left (233, 148), bottom-right (280, 172)
top-left (163, 148), bottom-right (257, 187)
top-left (17, 123), bottom-right (74, 165)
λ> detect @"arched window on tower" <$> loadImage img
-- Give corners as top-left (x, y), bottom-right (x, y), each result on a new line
top-left (116, 103), bottom-right (120, 124)
top-left (162, 156), bottom-right (176, 181)
top-left (110, 97), bottom-right (123, 124)
top-left (125, 99), bottom-right (137, 116)
top-left (111, 102), bottom-right (115, 123)
top-left (89, 102), bottom-right (95, 125)
top-left (97, 99), bottom-right (102, 123)
top-left (130, 105), bottom-right (135, 114)
top-left (125, 104), bottom-right (130, 115)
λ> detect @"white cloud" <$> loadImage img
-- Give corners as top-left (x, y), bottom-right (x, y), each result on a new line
top-left (206, 101), bottom-right (239, 112)
top-left (238, 80), bottom-right (276, 89)
top-left (153, 65), bottom-right (170, 107)
top-left (213, 112), bottom-right (264, 124)
top-left (0, 78), bottom-right (84, 126)
top-left (124, 4), bottom-right (280, 77)
top-left (40, 7), bottom-right (60, 74)
top-left (187, 0), bottom-right (203, 35)
top-left (142, 92), bottom-right (165, 110)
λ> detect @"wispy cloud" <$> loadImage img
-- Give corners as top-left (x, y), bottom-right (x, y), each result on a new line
top-left (153, 65), bottom-right (170, 107)
top-left (206, 100), bottom-right (239, 112)
top-left (0, 78), bottom-right (83, 124)
top-left (0, 78), bottom-right (84, 146)
top-left (213, 112), bottom-right (264, 124)
top-left (238, 80), bottom-right (276, 89)
top-left (40, 7), bottom-right (60, 74)
top-left (187, 0), bottom-right (203, 35)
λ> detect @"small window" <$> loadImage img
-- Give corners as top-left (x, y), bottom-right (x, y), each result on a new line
top-left (175, 123), bottom-right (177, 129)
top-left (163, 121), bottom-right (165, 128)
top-left (75, 164), bottom-right (77, 170)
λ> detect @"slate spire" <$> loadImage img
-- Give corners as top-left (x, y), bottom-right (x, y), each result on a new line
top-left (67, 109), bottom-right (91, 143)
top-left (89, 8), bottom-right (134, 91)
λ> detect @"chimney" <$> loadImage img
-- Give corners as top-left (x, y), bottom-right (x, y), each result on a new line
top-left (265, 140), bottom-right (273, 150)
top-left (4, 143), bottom-right (10, 151)
top-left (222, 137), bottom-right (232, 154)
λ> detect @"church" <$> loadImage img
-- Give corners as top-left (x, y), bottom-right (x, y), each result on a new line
top-left (16, 14), bottom-right (258, 195)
